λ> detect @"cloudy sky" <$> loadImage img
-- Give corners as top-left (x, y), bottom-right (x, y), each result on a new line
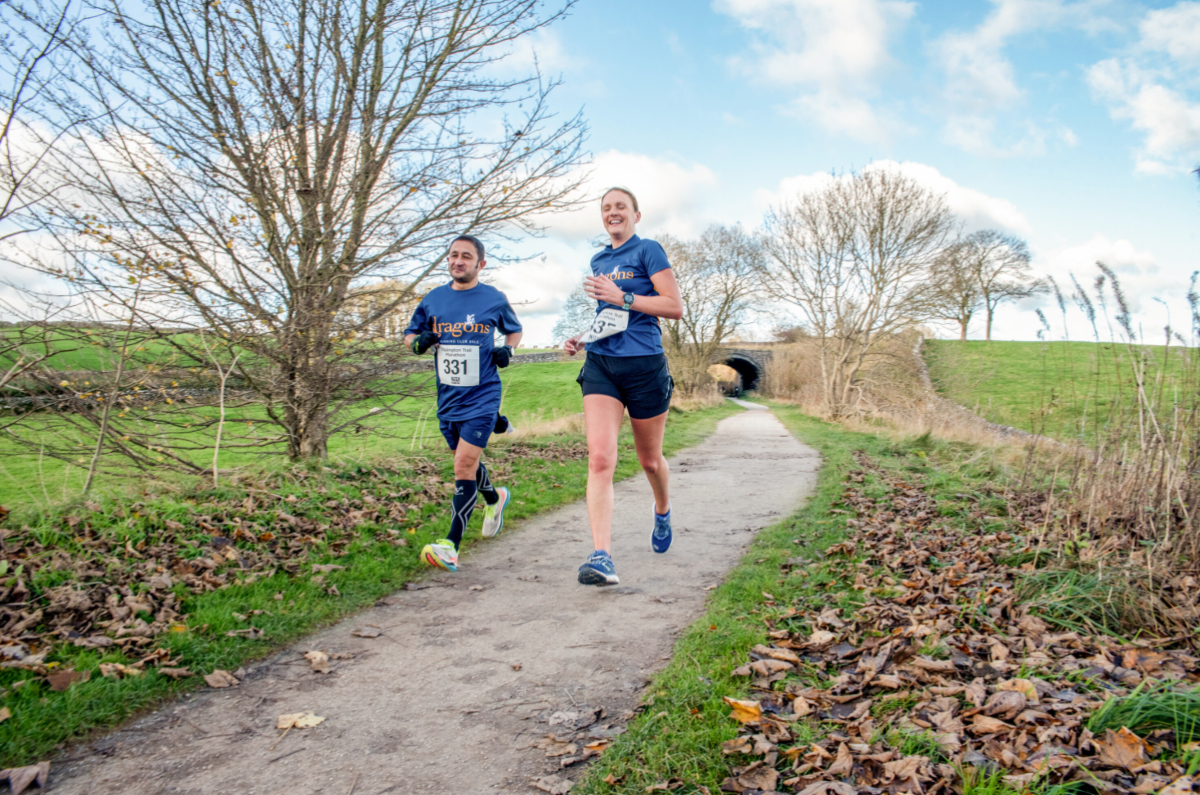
top-left (488, 0), bottom-right (1200, 346)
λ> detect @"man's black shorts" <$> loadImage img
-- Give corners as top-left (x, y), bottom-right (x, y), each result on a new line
top-left (576, 352), bottom-right (673, 420)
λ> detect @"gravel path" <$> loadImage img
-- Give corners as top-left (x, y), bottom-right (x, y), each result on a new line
top-left (52, 407), bottom-right (819, 795)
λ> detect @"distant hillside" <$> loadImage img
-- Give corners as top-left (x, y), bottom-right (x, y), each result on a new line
top-left (924, 339), bottom-right (1193, 441)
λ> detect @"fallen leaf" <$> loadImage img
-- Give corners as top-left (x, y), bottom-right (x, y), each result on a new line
top-left (204, 669), bottom-right (239, 688)
top-left (984, 689), bottom-right (1027, 720)
top-left (797, 783), bottom-right (856, 795)
top-left (98, 663), bottom-right (142, 679)
top-left (645, 779), bottom-right (684, 791)
top-left (0, 706), bottom-right (9, 723)
top-left (46, 670), bottom-right (89, 692)
top-left (735, 761), bottom-right (778, 791)
top-left (276, 711), bottom-right (326, 730)
top-left (311, 564), bottom-right (345, 573)
top-left (1, 761), bottom-right (49, 795)
top-left (1096, 727), bottom-right (1151, 771)
top-left (723, 696), bottom-right (762, 724)
top-left (969, 714), bottom-right (1012, 734)
top-left (351, 626), bottom-right (382, 638)
top-left (826, 742), bottom-right (853, 776)
top-left (158, 667), bottom-right (192, 680)
top-left (303, 650), bottom-right (331, 674)
top-left (531, 775), bottom-right (573, 794)
top-left (1161, 776), bottom-right (1196, 795)
top-left (996, 678), bottom-right (1039, 703)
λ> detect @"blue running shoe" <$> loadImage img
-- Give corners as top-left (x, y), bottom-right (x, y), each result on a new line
top-left (652, 507), bottom-right (672, 554)
top-left (577, 550), bottom-right (619, 586)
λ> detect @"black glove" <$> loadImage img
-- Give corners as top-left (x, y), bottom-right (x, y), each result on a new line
top-left (491, 344), bottom-right (513, 368)
top-left (411, 330), bottom-right (439, 355)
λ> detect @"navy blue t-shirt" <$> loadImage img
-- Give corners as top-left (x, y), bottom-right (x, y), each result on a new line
top-left (585, 235), bottom-right (672, 357)
top-left (405, 282), bottom-right (522, 421)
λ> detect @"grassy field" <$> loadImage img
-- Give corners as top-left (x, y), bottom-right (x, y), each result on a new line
top-left (924, 339), bottom-right (1194, 440)
top-left (0, 381), bottom-right (739, 765)
top-left (0, 358), bottom-right (581, 511)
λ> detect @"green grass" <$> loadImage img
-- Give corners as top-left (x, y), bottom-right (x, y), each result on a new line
top-left (925, 339), bottom-right (1194, 441)
top-left (1087, 682), bottom-right (1200, 744)
top-left (0, 360), bottom-right (584, 510)
top-left (0, 385), bottom-right (737, 766)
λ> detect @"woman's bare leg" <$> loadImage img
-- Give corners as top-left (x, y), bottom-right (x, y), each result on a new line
top-left (583, 394), bottom-right (625, 552)
top-left (630, 411), bottom-right (669, 514)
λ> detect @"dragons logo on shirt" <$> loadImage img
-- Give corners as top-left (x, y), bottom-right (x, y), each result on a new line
top-left (465, 314), bottom-right (476, 325)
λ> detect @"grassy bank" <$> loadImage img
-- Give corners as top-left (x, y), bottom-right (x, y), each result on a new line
top-left (0, 359), bottom-right (580, 509)
top-left (924, 339), bottom-right (1191, 441)
top-left (0, 396), bottom-right (739, 767)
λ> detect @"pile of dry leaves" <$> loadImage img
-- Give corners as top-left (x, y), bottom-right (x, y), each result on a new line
top-left (0, 460), bottom-right (453, 676)
top-left (719, 453), bottom-right (1199, 795)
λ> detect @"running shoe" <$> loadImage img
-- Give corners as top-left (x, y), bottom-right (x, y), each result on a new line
top-left (421, 539), bottom-right (458, 571)
top-left (577, 550), bottom-right (619, 586)
top-left (651, 507), bottom-right (672, 554)
top-left (481, 487), bottom-right (511, 538)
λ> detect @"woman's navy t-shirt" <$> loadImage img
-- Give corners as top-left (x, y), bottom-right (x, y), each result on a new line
top-left (585, 235), bottom-right (672, 357)
top-left (404, 281), bottom-right (521, 421)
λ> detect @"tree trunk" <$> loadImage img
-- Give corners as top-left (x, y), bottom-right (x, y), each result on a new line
top-left (959, 321), bottom-right (968, 341)
top-left (986, 309), bottom-right (994, 341)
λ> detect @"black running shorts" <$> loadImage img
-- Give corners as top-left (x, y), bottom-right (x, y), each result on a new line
top-left (576, 352), bottom-right (674, 420)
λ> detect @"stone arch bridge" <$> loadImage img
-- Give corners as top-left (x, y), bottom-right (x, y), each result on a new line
top-left (713, 347), bottom-right (772, 392)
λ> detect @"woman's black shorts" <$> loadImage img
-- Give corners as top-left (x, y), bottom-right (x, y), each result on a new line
top-left (576, 352), bottom-right (674, 420)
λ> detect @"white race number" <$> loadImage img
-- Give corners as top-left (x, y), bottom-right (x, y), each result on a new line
top-left (578, 308), bottom-right (629, 344)
top-left (437, 345), bottom-right (480, 387)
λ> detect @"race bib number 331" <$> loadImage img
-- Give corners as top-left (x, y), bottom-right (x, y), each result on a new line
top-left (437, 345), bottom-right (480, 387)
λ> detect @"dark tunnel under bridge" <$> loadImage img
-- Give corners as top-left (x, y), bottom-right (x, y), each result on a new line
top-left (713, 348), bottom-right (772, 394)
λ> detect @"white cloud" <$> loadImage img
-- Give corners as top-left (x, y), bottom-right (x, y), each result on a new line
top-left (755, 160), bottom-right (1032, 235)
top-left (537, 150), bottom-right (721, 242)
top-left (1089, 56), bottom-right (1200, 173)
top-left (936, 0), bottom-right (1109, 155)
top-left (1086, 2), bottom-right (1200, 173)
top-left (1040, 235), bottom-right (1178, 315)
top-left (713, 0), bottom-right (915, 142)
top-left (486, 29), bottom-right (582, 78)
top-left (1140, 2), bottom-right (1200, 68)
top-left (488, 254), bottom-right (582, 319)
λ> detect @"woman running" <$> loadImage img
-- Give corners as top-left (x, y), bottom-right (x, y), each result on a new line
top-left (563, 187), bottom-right (683, 586)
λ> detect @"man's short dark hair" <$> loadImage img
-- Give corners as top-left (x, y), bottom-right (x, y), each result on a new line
top-left (452, 234), bottom-right (485, 261)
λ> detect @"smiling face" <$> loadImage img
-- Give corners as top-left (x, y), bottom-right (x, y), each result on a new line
top-left (447, 239), bottom-right (485, 287)
top-left (600, 189), bottom-right (640, 244)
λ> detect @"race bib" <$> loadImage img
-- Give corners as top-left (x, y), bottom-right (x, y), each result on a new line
top-left (437, 345), bottom-right (480, 387)
top-left (578, 308), bottom-right (629, 344)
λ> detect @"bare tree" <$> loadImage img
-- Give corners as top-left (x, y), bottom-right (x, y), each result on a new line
top-left (661, 225), bottom-right (762, 394)
top-left (13, 0), bottom-right (587, 461)
top-left (958, 230), bottom-right (1041, 341)
top-left (927, 241), bottom-right (984, 341)
top-left (0, 0), bottom-right (82, 240)
top-left (551, 280), bottom-right (594, 346)
top-left (762, 168), bottom-right (956, 417)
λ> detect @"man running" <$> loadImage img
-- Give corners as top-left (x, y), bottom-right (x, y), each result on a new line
top-left (404, 235), bottom-right (523, 572)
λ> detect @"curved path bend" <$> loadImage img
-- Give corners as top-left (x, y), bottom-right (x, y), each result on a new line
top-left (54, 405), bottom-right (819, 795)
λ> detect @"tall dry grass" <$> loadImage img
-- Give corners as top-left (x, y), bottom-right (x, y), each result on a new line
top-left (1024, 270), bottom-right (1200, 582)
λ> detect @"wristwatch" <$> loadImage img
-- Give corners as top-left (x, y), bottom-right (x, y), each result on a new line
top-left (621, 292), bottom-right (635, 311)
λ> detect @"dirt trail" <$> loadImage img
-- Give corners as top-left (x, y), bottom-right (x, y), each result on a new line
top-left (52, 407), bottom-right (819, 795)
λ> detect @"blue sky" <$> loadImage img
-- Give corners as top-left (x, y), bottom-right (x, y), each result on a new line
top-left (491, 0), bottom-right (1200, 345)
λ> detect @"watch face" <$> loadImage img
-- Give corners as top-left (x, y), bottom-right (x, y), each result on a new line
top-left (623, 292), bottom-right (635, 305)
